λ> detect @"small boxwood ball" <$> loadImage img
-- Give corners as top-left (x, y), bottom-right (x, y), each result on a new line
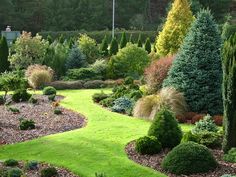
top-left (43, 86), bottom-right (57, 95)
top-left (4, 159), bottom-right (19, 167)
top-left (7, 168), bottom-right (23, 177)
top-left (161, 142), bottom-right (218, 175)
top-left (135, 136), bottom-right (162, 155)
top-left (41, 167), bottom-right (58, 177)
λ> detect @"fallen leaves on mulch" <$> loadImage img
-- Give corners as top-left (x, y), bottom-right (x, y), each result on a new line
top-left (0, 95), bottom-right (86, 145)
top-left (0, 161), bottom-right (79, 177)
top-left (125, 141), bottom-right (236, 177)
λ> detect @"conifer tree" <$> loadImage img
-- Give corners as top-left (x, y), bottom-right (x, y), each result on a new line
top-left (222, 33), bottom-right (236, 153)
top-left (120, 32), bottom-right (127, 49)
top-left (0, 37), bottom-right (10, 73)
top-left (145, 38), bottom-right (152, 53)
top-left (109, 38), bottom-right (119, 55)
top-left (163, 10), bottom-right (222, 115)
top-left (156, 0), bottom-right (194, 56)
top-left (137, 34), bottom-right (142, 48)
top-left (129, 34), bottom-right (134, 44)
top-left (100, 35), bottom-right (108, 56)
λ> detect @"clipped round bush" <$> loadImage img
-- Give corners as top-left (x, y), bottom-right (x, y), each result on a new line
top-left (148, 108), bottom-right (182, 148)
top-left (7, 168), bottom-right (23, 177)
top-left (43, 86), bottom-right (57, 95)
top-left (4, 159), bottom-right (19, 167)
top-left (19, 119), bottom-right (35, 130)
top-left (108, 44), bottom-right (149, 79)
top-left (54, 109), bottom-right (62, 115)
top-left (135, 136), bottom-right (162, 155)
top-left (144, 56), bottom-right (174, 93)
top-left (25, 161), bottom-right (38, 170)
top-left (12, 89), bottom-right (32, 103)
top-left (161, 142), bottom-right (218, 175)
top-left (41, 167), bottom-right (58, 177)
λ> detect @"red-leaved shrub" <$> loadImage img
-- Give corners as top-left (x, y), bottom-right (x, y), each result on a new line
top-left (144, 56), bottom-right (174, 93)
top-left (191, 114), bottom-right (206, 124)
top-left (185, 112), bottom-right (198, 121)
top-left (213, 115), bottom-right (223, 126)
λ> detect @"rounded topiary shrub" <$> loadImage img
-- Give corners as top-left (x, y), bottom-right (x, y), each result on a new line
top-left (135, 136), bottom-right (162, 155)
top-left (7, 168), bottom-right (23, 177)
top-left (161, 142), bottom-right (218, 175)
top-left (41, 167), bottom-right (58, 177)
top-left (148, 108), bottom-right (182, 148)
top-left (4, 159), bottom-right (19, 167)
top-left (43, 86), bottom-right (57, 95)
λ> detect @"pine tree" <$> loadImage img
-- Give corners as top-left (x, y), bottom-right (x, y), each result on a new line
top-left (109, 38), bottom-right (119, 55)
top-left (65, 45), bottom-right (87, 70)
top-left (137, 34), bottom-right (142, 48)
top-left (156, 0), bottom-right (194, 56)
top-left (0, 37), bottom-right (10, 73)
top-left (222, 33), bottom-right (236, 153)
top-left (163, 10), bottom-right (223, 115)
top-left (100, 35), bottom-right (108, 56)
top-left (145, 38), bottom-right (152, 53)
top-left (120, 32), bottom-right (127, 48)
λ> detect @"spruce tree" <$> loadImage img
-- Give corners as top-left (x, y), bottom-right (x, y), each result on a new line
top-left (137, 34), bottom-right (142, 48)
top-left (163, 10), bottom-right (223, 115)
top-left (0, 37), bottom-right (10, 73)
top-left (65, 45), bottom-right (87, 70)
top-left (109, 38), bottom-right (119, 55)
top-left (156, 0), bottom-right (194, 56)
top-left (145, 38), bottom-right (152, 53)
top-left (222, 33), bottom-right (236, 153)
top-left (100, 35), bottom-right (108, 56)
top-left (120, 32), bottom-right (127, 49)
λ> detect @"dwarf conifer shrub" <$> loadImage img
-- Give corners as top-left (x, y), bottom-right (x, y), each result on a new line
top-left (135, 136), bottom-right (162, 155)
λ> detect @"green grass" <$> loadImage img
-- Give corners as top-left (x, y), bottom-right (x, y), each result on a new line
top-left (0, 89), bottom-right (193, 177)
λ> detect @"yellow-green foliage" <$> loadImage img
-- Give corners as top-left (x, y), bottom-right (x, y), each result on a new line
top-left (156, 0), bottom-right (194, 56)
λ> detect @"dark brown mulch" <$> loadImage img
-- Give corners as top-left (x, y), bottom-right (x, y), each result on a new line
top-left (126, 141), bottom-right (236, 177)
top-left (0, 161), bottom-right (79, 177)
top-left (0, 95), bottom-right (86, 145)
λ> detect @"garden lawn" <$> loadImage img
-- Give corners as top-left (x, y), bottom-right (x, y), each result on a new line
top-left (0, 89), bottom-right (192, 177)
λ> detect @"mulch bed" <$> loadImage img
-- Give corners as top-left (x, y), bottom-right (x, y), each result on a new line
top-left (126, 141), bottom-right (236, 177)
top-left (0, 161), bottom-right (79, 177)
top-left (0, 95), bottom-right (86, 145)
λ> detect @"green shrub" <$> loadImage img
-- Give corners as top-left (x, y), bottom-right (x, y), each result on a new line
top-left (128, 90), bottom-right (143, 101)
top-left (19, 119), bottom-right (36, 130)
top-left (120, 32), bottom-right (127, 49)
top-left (100, 35), bottom-right (109, 56)
top-left (65, 68), bottom-right (99, 81)
top-left (161, 142), bottom-right (218, 175)
top-left (111, 97), bottom-right (134, 115)
top-left (192, 114), bottom-right (219, 134)
top-left (100, 97), bottom-right (116, 107)
top-left (54, 109), bottom-right (62, 115)
top-left (48, 94), bottom-right (56, 101)
top-left (7, 168), bottom-right (23, 177)
top-left (92, 92), bottom-right (109, 103)
top-left (0, 36), bottom-right (10, 73)
top-left (90, 60), bottom-right (107, 79)
top-left (108, 44), bottom-right (149, 79)
top-left (182, 131), bottom-right (222, 148)
top-left (109, 38), bottom-right (119, 56)
top-left (224, 148), bottom-right (236, 163)
top-left (25, 161), bottom-right (38, 170)
top-left (12, 89), bottom-right (32, 102)
top-left (144, 38), bottom-right (151, 53)
top-left (148, 108), bottom-right (182, 148)
top-left (29, 97), bottom-right (38, 104)
top-left (8, 107), bottom-right (20, 114)
top-left (135, 136), bottom-right (162, 155)
top-left (43, 86), bottom-right (57, 95)
top-left (84, 80), bottom-right (105, 89)
top-left (65, 45), bottom-right (87, 70)
top-left (124, 77), bottom-right (134, 85)
top-left (4, 159), bottom-right (19, 167)
top-left (0, 95), bottom-right (4, 105)
top-left (41, 167), bottom-right (58, 177)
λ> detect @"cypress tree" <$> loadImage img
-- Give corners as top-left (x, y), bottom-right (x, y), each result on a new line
top-left (137, 34), bottom-right (142, 48)
top-left (163, 10), bottom-right (223, 115)
top-left (145, 38), bottom-right (152, 53)
top-left (222, 33), bottom-right (236, 153)
top-left (109, 38), bottom-right (119, 55)
top-left (120, 32), bottom-right (127, 49)
top-left (156, 0), bottom-right (194, 56)
top-left (0, 36), bottom-right (10, 73)
top-left (100, 35), bottom-right (109, 56)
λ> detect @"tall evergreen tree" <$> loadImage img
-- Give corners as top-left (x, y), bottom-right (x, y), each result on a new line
top-left (100, 35), bottom-right (109, 56)
top-left (120, 32), bottom-right (127, 49)
top-left (163, 10), bottom-right (222, 115)
top-left (0, 37), bottom-right (10, 73)
top-left (129, 34), bottom-right (134, 44)
top-left (156, 0), bottom-right (194, 56)
top-left (222, 33), bottom-right (236, 153)
top-left (145, 38), bottom-right (152, 53)
top-left (109, 38), bottom-right (119, 55)
top-left (137, 34), bottom-right (143, 47)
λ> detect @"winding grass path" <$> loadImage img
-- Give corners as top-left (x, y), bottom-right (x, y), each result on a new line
top-left (0, 89), bottom-right (192, 177)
